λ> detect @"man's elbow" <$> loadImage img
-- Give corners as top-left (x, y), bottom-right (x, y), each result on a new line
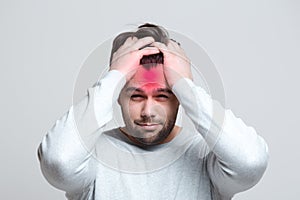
top-left (37, 138), bottom-right (76, 191)
top-left (237, 138), bottom-right (269, 187)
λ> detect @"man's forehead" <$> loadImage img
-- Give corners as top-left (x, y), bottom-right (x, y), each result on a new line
top-left (128, 65), bottom-right (168, 87)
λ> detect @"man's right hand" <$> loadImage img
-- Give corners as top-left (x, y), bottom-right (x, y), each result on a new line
top-left (110, 36), bottom-right (159, 81)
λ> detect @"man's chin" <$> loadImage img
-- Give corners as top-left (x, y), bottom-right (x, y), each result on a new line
top-left (133, 130), bottom-right (170, 146)
top-left (134, 136), bottom-right (164, 146)
top-left (133, 125), bottom-right (162, 137)
top-left (121, 125), bottom-right (173, 146)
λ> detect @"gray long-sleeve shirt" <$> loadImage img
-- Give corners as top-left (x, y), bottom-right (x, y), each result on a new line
top-left (38, 70), bottom-right (269, 200)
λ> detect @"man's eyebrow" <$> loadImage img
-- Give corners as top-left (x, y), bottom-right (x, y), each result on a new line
top-left (125, 87), bottom-right (143, 93)
top-left (155, 88), bottom-right (173, 94)
top-left (125, 87), bottom-right (173, 94)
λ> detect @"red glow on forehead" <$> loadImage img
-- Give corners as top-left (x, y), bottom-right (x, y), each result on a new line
top-left (132, 66), bottom-right (165, 84)
top-left (128, 65), bottom-right (169, 92)
top-left (142, 70), bottom-right (159, 82)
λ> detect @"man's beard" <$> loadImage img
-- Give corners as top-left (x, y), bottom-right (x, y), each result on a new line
top-left (132, 117), bottom-right (177, 146)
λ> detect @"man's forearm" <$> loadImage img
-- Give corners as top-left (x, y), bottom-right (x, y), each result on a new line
top-left (172, 78), bottom-right (269, 197)
top-left (74, 70), bottom-right (126, 150)
top-left (38, 70), bottom-right (126, 192)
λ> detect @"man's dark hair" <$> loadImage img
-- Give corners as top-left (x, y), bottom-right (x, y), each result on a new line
top-left (109, 23), bottom-right (170, 66)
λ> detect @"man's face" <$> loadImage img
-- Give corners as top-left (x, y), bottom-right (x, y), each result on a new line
top-left (118, 64), bottom-right (179, 146)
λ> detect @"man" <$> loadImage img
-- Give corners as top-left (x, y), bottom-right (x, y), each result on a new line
top-left (38, 23), bottom-right (268, 200)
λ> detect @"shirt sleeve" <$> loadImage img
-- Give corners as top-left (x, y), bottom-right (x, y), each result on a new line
top-left (37, 70), bottom-right (126, 193)
top-left (172, 78), bottom-right (269, 198)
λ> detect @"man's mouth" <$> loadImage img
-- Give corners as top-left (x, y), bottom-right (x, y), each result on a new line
top-left (137, 123), bottom-right (159, 126)
top-left (135, 122), bottom-right (161, 131)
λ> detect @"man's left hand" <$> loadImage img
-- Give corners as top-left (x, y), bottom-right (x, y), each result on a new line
top-left (152, 40), bottom-right (193, 88)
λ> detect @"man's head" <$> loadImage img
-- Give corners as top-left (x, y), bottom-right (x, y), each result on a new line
top-left (112, 23), bottom-right (180, 146)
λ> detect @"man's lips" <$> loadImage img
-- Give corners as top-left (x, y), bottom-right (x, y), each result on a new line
top-left (135, 122), bottom-right (161, 130)
top-left (135, 123), bottom-right (160, 126)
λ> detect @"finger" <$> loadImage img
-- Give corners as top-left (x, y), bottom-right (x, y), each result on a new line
top-left (151, 42), bottom-right (168, 50)
top-left (113, 37), bottom-right (138, 59)
top-left (122, 36), bottom-right (138, 47)
top-left (151, 42), bottom-right (176, 56)
top-left (167, 40), bottom-right (181, 52)
top-left (165, 40), bottom-right (187, 58)
top-left (137, 47), bottom-right (160, 58)
top-left (132, 37), bottom-right (155, 50)
top-left (112, 46), bottom-right (159, 64)
top-left (152, 41), bottom-right (188, 62)
top-left (138, 43), bottom-right (154, 50)
top-left (140, 46), bottom-right (160, 52)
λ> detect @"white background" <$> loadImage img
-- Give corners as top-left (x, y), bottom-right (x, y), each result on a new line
top-left (0, 0), bottom-right (299, 199)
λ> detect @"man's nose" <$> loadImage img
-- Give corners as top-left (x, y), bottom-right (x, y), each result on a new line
top-left (141, 99), bottom-right (156, 118)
